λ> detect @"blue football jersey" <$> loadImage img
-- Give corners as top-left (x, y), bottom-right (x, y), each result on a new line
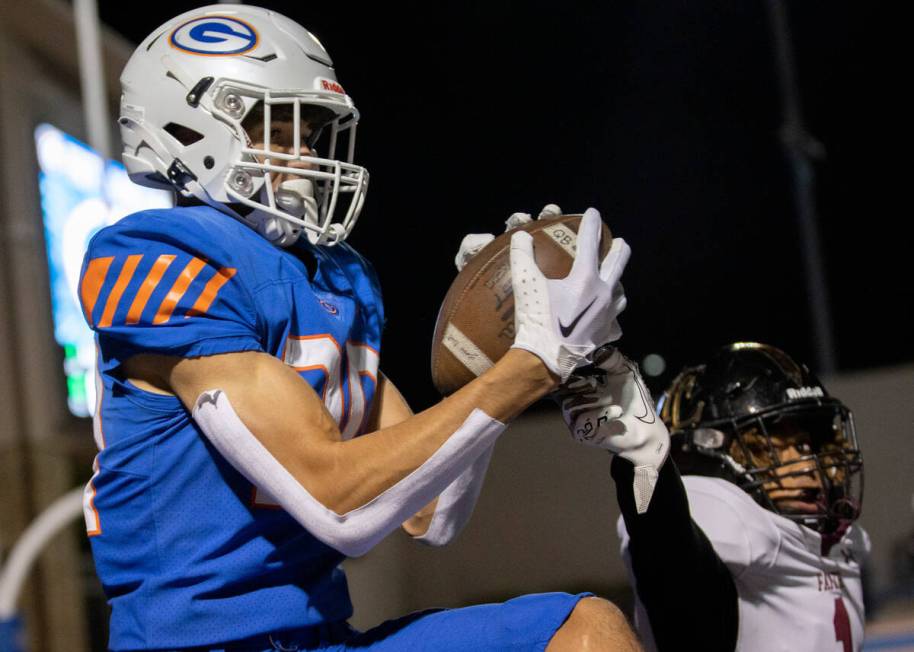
top-left (78, 205), bottom-right (384, 650)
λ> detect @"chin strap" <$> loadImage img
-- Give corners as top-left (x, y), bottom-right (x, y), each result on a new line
top-left (271, 179), bottom-right (321, 246)
top-left (186, 175), bottom-right (318, 249)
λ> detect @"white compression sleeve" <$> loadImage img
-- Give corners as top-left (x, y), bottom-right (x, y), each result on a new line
top-left (191, 389), bottom-right (506, 557)
top-left (413, 443), bottom-right (495, 547)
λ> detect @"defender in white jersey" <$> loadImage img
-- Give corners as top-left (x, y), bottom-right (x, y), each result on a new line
top-left (556, 342), bottom-right (866, 651)
top-left (619, 474), bottom-right (868, 651)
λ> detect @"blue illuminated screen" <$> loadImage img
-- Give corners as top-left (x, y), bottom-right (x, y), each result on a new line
top-left (35, 123), bottom-right (173, 417)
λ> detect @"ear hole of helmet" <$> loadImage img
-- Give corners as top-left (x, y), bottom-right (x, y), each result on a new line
top-left (163, 122), bottom-right (205, 146)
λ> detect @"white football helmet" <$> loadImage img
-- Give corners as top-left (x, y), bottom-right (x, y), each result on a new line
top-left (119, 5), bottom-right (368, 246)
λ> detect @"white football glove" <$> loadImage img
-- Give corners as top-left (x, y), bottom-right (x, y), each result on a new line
top-left (454, 204), bottom-right (564, 272)
top-left (556, 347), bottom-right (670, 513)
top-left (454, 233), bottom-right (496, 272)
top-left (504, 203), bottom-right (563, 230)
top-left (509, 207), bottom-right (630, 382)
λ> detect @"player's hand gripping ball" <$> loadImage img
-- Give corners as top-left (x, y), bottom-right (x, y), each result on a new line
top-left (431, 213), bottom-right (613, 395)
top-left (556, 346), bottom-right (670, 513)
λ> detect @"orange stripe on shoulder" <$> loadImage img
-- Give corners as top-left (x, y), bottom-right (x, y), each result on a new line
top-left (80, 257), bottom-right (114, 327)
top-left (186, 267), bottom-right (237, 318)
top-left (126, 254), bottom-right (176, 325)
top-left (154, 257), bottom-right (207, 325)
top-left (99, 255), bottom-right (143, 328)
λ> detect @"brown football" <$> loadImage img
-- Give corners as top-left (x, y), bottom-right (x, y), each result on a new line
top-left (431, 214), bottom-right (613, 395)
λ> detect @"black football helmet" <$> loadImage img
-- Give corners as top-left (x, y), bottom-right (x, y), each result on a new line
top-left (658, 342), bottom-right (863, 536)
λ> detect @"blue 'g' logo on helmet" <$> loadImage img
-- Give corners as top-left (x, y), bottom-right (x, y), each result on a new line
top-left (170, 16), bottom-right (258, 56)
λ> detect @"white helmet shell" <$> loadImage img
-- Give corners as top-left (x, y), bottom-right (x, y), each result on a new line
top-left (119, 5), bottom-right (368, 246)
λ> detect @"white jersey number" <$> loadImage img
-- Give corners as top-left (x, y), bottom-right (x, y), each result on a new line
top-left (252, 334), bottom-right (379, 508)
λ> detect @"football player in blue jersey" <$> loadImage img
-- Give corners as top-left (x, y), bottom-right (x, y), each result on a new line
top-left (78, 5), bottom-right (641, 651)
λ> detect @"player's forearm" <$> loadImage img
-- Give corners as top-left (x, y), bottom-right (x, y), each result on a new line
top-left (411, 443), bottom-right (495, 545)
top-left (368, 376), bottom-right (442, 537)
top-left (613, 457), bottom-right (738, 651)
top-left (316, 349), bottom-right (555, 513)
top-left (168, 348), bottom-right (552, 555)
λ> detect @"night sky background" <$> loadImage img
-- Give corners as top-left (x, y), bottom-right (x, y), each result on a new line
top-left (99, 1), bottom-right (905, 410)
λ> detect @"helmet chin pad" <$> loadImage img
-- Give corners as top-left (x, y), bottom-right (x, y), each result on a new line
top-left (249, 178), bottom-right (319, 247)
top-left (275, 179), bottom-right (319, 226)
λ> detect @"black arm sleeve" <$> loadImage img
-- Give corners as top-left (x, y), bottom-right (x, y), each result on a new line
top-left (612, 456), bottom-right (739, 651)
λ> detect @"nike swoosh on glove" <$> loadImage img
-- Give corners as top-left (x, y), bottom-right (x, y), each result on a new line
top-left (509, 207), bottom-right (630, 381)
top-left (556, 347), bottom-right (670, 513)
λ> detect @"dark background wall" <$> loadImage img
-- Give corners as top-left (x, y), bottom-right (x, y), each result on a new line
top-left (96, 0), bottom-right (905, 410)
